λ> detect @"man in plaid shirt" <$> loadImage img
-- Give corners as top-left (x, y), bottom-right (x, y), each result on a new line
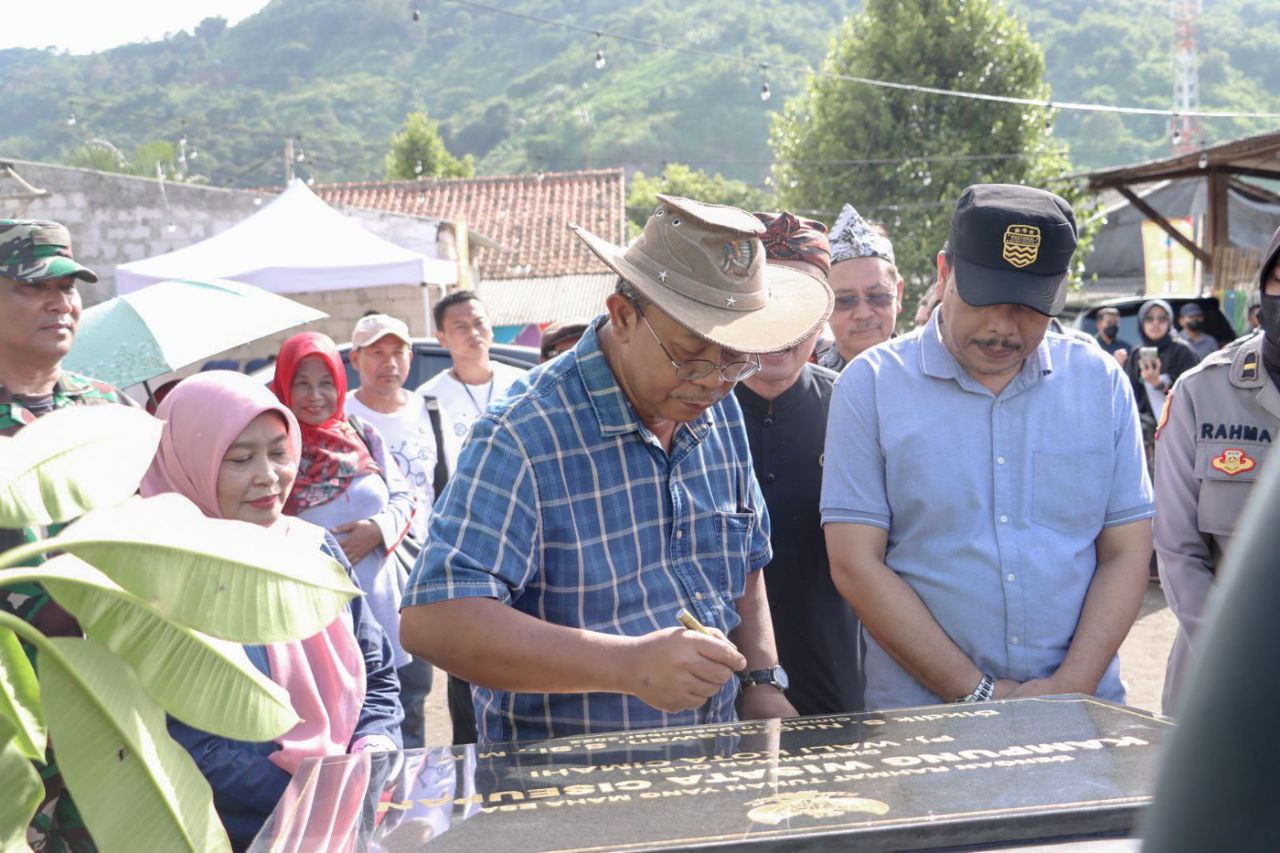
top-left (402, 196), bottom-right (834, 742)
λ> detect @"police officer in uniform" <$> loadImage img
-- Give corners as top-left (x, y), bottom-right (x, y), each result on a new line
top-left (1155, 225), bottom-right (1280, 713)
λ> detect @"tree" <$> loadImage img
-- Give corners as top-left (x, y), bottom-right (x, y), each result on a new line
top-left (66, 140), bottom-right (188, 180)
top-left (626, 163), bottom-right (773, 236)
top-left (384, 111), bottom-right (474, 180)
top-left (0, 406), bottom-right (357, 850)
top-left (771, 0), bottom-right (1097, 314)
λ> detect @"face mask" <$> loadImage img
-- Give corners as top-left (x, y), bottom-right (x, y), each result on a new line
top-left (1260, 294), bottom-right (1280, 346)
top-left (1183, 318), bottom-right (1203, 332)
top-left (1100, 322), bottom-right (1118, 338)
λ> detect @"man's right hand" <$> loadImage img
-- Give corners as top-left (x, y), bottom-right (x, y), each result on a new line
top-left (625, 626), bottom-right (746, 713)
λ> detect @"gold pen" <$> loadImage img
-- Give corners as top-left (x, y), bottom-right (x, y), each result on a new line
top-left (677, 609), bottom-right (749, 679)
top-left (676, 608), bottom-right (713, 635)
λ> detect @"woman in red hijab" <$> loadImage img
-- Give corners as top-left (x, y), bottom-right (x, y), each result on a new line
top-left (270, 333), bottom-right (420, 713)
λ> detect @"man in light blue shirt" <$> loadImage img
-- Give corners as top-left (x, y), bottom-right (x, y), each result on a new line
top-left (821, 184), bottom-right (1154, 710)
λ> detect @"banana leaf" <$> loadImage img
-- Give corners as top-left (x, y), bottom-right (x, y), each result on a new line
top-left (40, 636), bottom-right (231, 853)
top-left (41, 555), bottom-right (299, 742)
top-left (0, 405), bottom-right (162, 528)
top-left (44, 494), bottom-right (358, 643)
top-left (0, 719), bottom-right (41, 852)
top-left (0, 627), bottom-right (44, 761)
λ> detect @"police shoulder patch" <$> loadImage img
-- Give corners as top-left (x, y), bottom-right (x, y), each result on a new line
top-left (1210, 447), bottom-right (1257, 477)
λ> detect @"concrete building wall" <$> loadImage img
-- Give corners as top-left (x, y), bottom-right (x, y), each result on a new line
top-left (2, 158), bottom-right (449, 303)
top-left (3, 159), bottom-right (448, 374)
top-left (4, 158), bottom-right (262, 306)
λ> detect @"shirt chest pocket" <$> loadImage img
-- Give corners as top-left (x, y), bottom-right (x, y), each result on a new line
top-left (710, 511), bottom-right (753, 600)
top-left (1195, 441), bottom-right (1268, 535)
top-left (1032, 451), bottom-right (1108, 534)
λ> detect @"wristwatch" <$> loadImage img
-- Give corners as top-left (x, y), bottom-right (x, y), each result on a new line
top-left (955, 673), bottom-right (995, 703)
top-left (737, 665), bottom-right (789, 691)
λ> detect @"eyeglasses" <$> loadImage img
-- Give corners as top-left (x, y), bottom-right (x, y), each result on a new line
top-left (833, 292), bottom-right (895, 312)
top-left (637, 307), bottom-right (761, 383)
top-left (1143, 313), bottom-right (1171, 325)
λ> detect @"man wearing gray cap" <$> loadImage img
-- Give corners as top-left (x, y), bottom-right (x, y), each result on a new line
top-left (401, 195), bottom-right (832, 741)
top-left (822, 185), bottom-right (1154, 710)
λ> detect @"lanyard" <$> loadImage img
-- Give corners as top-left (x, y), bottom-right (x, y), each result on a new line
top-left (460, 378), bottom-right (494, 415)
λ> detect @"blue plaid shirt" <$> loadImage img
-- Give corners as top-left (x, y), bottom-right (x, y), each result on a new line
top-left (403, 319), bottom-right (772, 742)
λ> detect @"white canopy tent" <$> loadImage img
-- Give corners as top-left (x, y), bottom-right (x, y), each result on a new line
top-left (115, 179), bottom-right (457, 295)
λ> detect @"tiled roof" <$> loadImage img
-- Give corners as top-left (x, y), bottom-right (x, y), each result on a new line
top-left (476, 273), bottom-right (614, 327)
top-left (313, 168), bottom-right (626, 280)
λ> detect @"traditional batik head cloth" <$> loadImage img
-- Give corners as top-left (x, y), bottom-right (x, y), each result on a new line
top-left (829, 203), bottom-right (896, 267)
top-left (752, 211), bottom-right (831, 278)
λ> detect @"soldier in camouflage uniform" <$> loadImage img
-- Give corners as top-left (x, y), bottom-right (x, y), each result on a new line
top-left (0, 219), bottom-right (135, 850)
top-left (1155, 225), bottom-right (1280, 714)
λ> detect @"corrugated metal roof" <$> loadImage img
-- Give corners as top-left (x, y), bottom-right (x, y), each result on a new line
top-left (476, 273), bottom-right (615, 326)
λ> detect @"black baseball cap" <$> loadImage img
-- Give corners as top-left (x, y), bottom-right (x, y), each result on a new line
top-left (948, 184), bottom-right (1077, 317)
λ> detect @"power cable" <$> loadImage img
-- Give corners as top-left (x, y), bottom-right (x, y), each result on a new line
top-left (439, 0), bottom-right (1280, 120)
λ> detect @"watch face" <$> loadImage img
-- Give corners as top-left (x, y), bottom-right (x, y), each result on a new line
top-left (740, 666), bottom-right (790, 691)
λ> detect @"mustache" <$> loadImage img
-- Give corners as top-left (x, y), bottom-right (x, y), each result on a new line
top-left (971, 336), bottom-right (1021, 352)
top-left (671, 392), bottom-right (723, 405)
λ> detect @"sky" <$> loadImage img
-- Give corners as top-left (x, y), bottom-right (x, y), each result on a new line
top-left (1, 1), bottom-right (271, 54)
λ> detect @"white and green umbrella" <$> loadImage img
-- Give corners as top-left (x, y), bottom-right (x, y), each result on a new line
top-left (64, 278), bottom-right (327, 390)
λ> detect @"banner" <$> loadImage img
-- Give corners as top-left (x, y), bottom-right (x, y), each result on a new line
top-left (1142, 217), bottom-right (1198, 296)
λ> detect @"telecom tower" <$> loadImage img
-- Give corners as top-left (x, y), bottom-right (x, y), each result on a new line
top-left (1171, 0), bottom-right (1202, 154)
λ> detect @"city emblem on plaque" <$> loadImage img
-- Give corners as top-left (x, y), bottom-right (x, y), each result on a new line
top-left (746, 791), bottom-right (891, 825)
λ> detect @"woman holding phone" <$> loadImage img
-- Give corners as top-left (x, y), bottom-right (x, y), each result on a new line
top-left (1125, 299), bottom-right (1200, 420)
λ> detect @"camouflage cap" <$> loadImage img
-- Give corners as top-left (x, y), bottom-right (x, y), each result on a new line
top-left (0, 219), bottom-right (98, 284)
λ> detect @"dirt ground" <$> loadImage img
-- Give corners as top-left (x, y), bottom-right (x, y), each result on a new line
top-left (415, 581), bottom-right (1178, 746)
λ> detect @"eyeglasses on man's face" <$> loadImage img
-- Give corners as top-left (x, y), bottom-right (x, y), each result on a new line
top-left (637, 306), bottom-right (761, 383)
top-left (833, 291), bottom-right (895, 312)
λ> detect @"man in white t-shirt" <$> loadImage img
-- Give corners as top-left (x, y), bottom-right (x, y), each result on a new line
top-left (415, 292), bottom-right (527, 473)
top-left (345, 312), bottom-right (444, 748)
top-left (346, 313), bottom-right (443, 527)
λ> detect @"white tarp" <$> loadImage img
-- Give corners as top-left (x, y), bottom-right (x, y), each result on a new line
top-left (115, 179), bottom-right (457, 294)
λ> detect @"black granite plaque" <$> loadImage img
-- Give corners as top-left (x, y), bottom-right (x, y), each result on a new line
top-left (251, 695), bottom-right (1170, 851)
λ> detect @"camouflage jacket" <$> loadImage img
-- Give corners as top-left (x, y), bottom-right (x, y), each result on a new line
top-left (1, 369), bottom-right (135, 626)
top-left (0, 370), bottom-right (133, 852)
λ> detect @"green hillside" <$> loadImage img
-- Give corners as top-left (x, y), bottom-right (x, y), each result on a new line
top-left (1, 0), bottom-right (1277, 189)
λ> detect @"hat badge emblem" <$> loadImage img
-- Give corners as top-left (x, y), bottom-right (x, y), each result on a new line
top-left (720, 239), bottom-right (755, 278)
top-left (1001, 224), bottom-right (1041, 269)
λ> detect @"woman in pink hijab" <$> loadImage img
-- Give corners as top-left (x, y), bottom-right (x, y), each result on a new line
top-left (141, 371), bottom-right (402, 850)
